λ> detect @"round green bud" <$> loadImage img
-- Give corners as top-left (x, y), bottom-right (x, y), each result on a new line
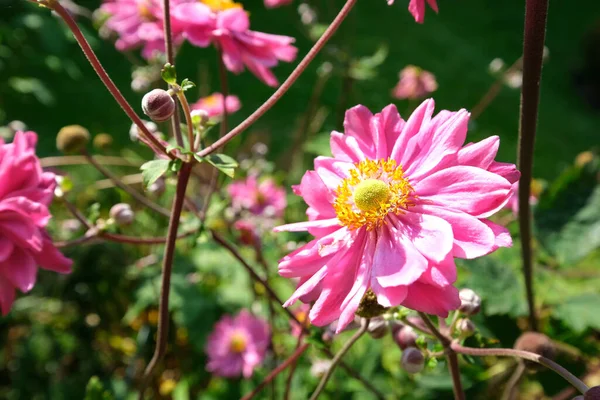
top-left (56, 125), bottom-right (90, 153)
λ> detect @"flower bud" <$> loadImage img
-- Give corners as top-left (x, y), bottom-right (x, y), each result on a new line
top-left (572, 396), bottom-right (584, 400)
top-left (585, 386), bottom-right (600, 400)
top-left (148, 177), bottom-right (166, 197)
top-left (394, 325), bottom-right (418, 349)
top-left (456, 318), bottom-right (476, 337)
top-left (365, 317), bottom-right (388, 339)
top-left (93, 133), bottom-right (113, 150)
top-left (459, 288), bottom-right (481, 315)
top-left (57, 125), bottom-right (90, 153)
top-left (191, 109), bottom-right (210, 127)
top-left (514, 332), bottom-right (555, 369)
top-left (110, 203), bottom-right (134, 226)
top-left (401, 347), bottom-right (424, 374)
top-left (142, 89), bottom-right (175, 122)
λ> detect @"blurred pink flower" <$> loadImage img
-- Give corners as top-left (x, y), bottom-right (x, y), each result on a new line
top-left (290, 303), bottom-right (311, 338)
top-left (191, 92), bottom-right (241, 118)
top-left (0, 131), bottom-right (73, 315)
top-left (265, 0), bottom-right (293, 8)
top-left (275, 100), bottom-right (517, 332)
top-left (173, 1), bottom-right (297, 86)
top-left (100, 0), bottom-right (188, 59)
top-left (387, 0), bottom-right (438, 24)
top-left (206, 310), bottom-right (270, 378)
top-left (234, 219), bottom-right (259, 246)
top-left (504, 180), bottom-right (540, 215)
top-left (392, 65), bottom-right (438, 100)
top-left (227, 176), bottom-right (287, 218)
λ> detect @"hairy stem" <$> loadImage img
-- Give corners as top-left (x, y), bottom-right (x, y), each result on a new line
top-left (309, 320), bottom-right (369, 400)
top-left (139, 163), bottom-right (192, 399)
top-left (195, 0), bottom-right (358, 158)
top-left (451, 342), bottom-right (588, 394)
top-left (241, 343), bottom-right (310, 400)
top-left (83, 151), bottom-right (171, 217)
top-left (517, 0), bottom-right (549, 332)
top-left (419, 313), bottom-right (465, 400)
top-left (175, 91), bottom-right (195, 152)
top-left (49, 1), bottom-right (170, 158)
top-left (162, 0), bottom-right (184, 147)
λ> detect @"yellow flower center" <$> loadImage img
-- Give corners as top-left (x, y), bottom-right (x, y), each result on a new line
top-left (333, 159), bottom-right (414, 230)
top-left (202, 94), bottom-right (220, 107)
top-left (201, 0), bottom-right (243, 12)
top-left (138, 0), bottom-right (154, 21)
top-left (229, 332), bottom-right (247, 353)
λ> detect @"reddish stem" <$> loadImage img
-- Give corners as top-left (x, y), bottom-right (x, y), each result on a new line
top-left (196, 0), bottom-right (358, 158)
top-left (49, 2), bottom-right (171, 158)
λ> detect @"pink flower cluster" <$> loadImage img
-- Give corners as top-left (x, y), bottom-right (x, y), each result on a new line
top-left (276, 100), bottom-right (518, 332)
top-left (0, 132), bottom-right (72, 315)
top-left (100, 0), bottom-right (298, 86)
top-left (228, 176), bottom-right (287, 218)
top-left (388, 0), bottom-right (439, 24)
top-left (206, 310), bottom-right (270, 378)
top-left (191, 92), bottom-right (241, 119)
top-left (392, 65), bottom-right (438, 100)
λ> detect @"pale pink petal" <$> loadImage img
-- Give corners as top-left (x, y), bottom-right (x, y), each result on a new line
top-left (482, 219), bottom-right (513, 251)
top-left (273, 218), bottom-right (339, 233)
top-left (391, 99), bottom-right (435, 167)
top-left (401, 281), bottom-right (460, 317)
top-left (371, 280), bottom-right (408, 307)
top-left (457, 136), bottom-right (500, 170)
top-left (330, 131), bottom-right (366, 163)
top-left (393, 211), bottom-right (453, 263)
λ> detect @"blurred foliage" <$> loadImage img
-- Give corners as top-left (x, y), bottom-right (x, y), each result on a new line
top-left (0, 0), bottom-right (600, 399)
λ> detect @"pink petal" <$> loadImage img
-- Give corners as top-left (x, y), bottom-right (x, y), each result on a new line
top-left (313, 157), bottom-right (353, 192)
top-left (371, 280), bottom-right (408, 307)
top-left (273, 218), bottom-right (339, 233)
top-left (391, 99), bottom-right (435, 167)
top-left (408, 0), bottom-right (426, 23)
top-left (330, 131), bottom-right (366, 163)
top-left (418, 253), bottom-right (457, 288)
top-left (292, 171), bottom-right (336, 219)
top-left (0, 278), bottom-right (15, 315)
top-left (482, 219), bottom-right (513, 251)
top-left (34, 232), bottom-right (73, 274)
top-left (0, 239), bottom-right (14, 263)
top-left (343, 105), bottom-right (376, 158)
top-left (457, 136), bottom-right (500, 170)
top-left (0, 247), bottom-right (37, 293)
top-left (393, 211), bottom-right (453, 263)
top-left (415, 166), bottom-right (512, 218)
top-left (401, 281), bottom-right (460, 317)
top-left (488, 161), bottom-right (521, 184)
top-left (283, 266), bottom-right (327, 306)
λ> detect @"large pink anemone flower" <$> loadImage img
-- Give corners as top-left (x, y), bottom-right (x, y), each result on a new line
top-left (275, 99), bottom-right (518, 332)
top-left (0, 131), bottom-right (72, 315)
top-left (206, 310), bottom-right (270, 378)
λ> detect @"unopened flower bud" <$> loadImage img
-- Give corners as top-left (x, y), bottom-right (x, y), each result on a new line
top-left (148, 177), bottom-right (166, 197)
top-left (456, 318), bottom-right (476, 337)
top-left (488, 58), bottom-right (505, 75)
top-left (191, 109), bottom-right (210, 127)
top-left (459, 288), bottom-right (481, 315)
top-left (110, 203), bottom-right (134, 226)
top-left (585, 386), bottom-right (600, 400)
top-left (8, 120), bottom-right (27, 132)
top-left (356, 289), bottom-right (388, 319)
top-left (572, 396), bottom-right (584, 400)
top-left (57, 125), bottom-right (90, 153)
top-left (514, 332), bottom-right (555, 369)
top-left (142, 89), bottom-right (175, 122)
top-left (401, 347), bottom-right (424, 374)
top-left (394, 325), bottom-right (418, 349)
top-left (93, 133), bottom-right (113, 150)
top-left (365, 317), bottom-right (388, 339)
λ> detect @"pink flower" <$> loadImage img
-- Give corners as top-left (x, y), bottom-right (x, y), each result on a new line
top-left (191, 92), bottom-right (241, 118)
top-left (227, 176), bottom-right (287, 218)
top-left (100, 0), bottom-right (188, 59)
top-left (504, 180), bottom-right (540, 215)
top-left (206, 310), bottom-right (270, 378)
top-left (392, 65), bottom-right (438, 100)
top-left (234, 219), bottom-right (259, 246)
top-left (290, 303), bottom-right (311, 338)
top-left (264, 0), bottom-right (293, 8)
top-left (275, 100), bottom-right (517, 332)
top-left (173, 2), bottom-right (298, 87)
top-left (0, 131), bottom-right (72, 315)
top-left (387, 0), bottom-right (439, 24)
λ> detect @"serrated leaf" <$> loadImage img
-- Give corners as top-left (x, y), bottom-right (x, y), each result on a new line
top-left (535, 159), bottom-right (600, 265)
top-left (553, 293), bottom-right (600, 333)
top-left (161, 63), bottom-right (177, 85)
top-left (140, 159), bottom-right (170, 187)
top-left (195, 153), bottom-right (238, 178)
top-left (181, 79), bottom-right (196, 91)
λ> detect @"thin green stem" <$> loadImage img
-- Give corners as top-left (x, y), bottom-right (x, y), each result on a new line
top-left (517, 0), bottom-right (549, 332)
top-left (175, 91), bottom-right (195, 152)
top-left (309, 320), bottom-right (369, 400)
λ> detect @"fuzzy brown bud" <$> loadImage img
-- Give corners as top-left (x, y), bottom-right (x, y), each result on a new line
top-left (57, 125), bottom-right (90, 153)
top-left (93, 133), bottom-right (113, 150)
top-left (514, 332), bottom-right (555, 369)
top-left (355, 289), bottom-right (388, 319)
top-left (142, 89), bottom-right (175, 122)
top-left (401, 347), bottom-right (424, 374)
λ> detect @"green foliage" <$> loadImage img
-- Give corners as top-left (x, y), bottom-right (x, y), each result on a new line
top-left (161, 63), bottom-right (177, 85)
top-left (195, 153), bottom-right (238, 178)
top-left (84, 377), bottom-right (113, 400)
top-left (181, 78), bottom-right (196, 92)
top-left (140, 159), bottom-right (170, 187)
top-left (553, 294), bottom-right (600, 333)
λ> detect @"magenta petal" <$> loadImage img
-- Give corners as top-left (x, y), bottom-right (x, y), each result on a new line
top-left (371, 280), bottom-right (408, 307)
top-left (273, 218), bottom-right (339, 233)
top-left (401, 281), bottom-right (460, 317)
top-left (343, 105), bottom-right (376, 157)
top-left (0, 278), bottom-right (15, 315)
top-left (330, 131), bottom-right (367, 163)
top-left (284, 266), bottom-right (327, 306)
top-left (373, 225), bottom-right (428, 288)
top-left (0, 248), bottom-right (37, 293)
top-left (0, 239), bottom-right (14, 263)
top-left (488, 161), bottom-right (521, 184)
top-left (482, 219), bottom-right (513, 251)
top-left (34, 232), bottom-right (73, 274)
top-left (391, 99), bottom-right (435, 166)
top-left (415, 165), bottom-right (512, 218)
top-left (394, 212), bottom-right (453, 263)
top-left (419, 253), bottom-right (457, 288)
top-left (457, 136), bottom-right (500, 170)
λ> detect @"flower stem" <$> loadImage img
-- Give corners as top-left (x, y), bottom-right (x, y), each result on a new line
top-left (40, 155), bottom-right (141, 168)
top-left (419, 313), bottom-right (465, 400)
top-left (517, 0), bottom-right (549, 332)
top-left (175, 91), bottom-right (195, 152)
top-left (501, 361), bottom-right (525, 400)
top-left (195, 0), bottom-right (358, 158)
top-left (82, 151), bottom-right (171, 217)
top-left (49, 1), bottom-right (170, 158)
top-left (139, 163), bottom-right (192, 399)
top-left (217, 48), bottom-right (229, 140)
top-left (309, 319), bottom-right (369, 400)
top-left (451, 342), bottom-right (588, 394)
top-left (241, 343), bottom-right (310, 400)
top-left (284, 335), bottom-right (305, 400)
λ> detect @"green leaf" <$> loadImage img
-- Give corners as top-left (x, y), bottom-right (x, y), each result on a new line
top-left (535, 159), bottom-right (600, 265)
top-left (161, 63), bottom-right (177, 85)
top-left (84, 376), bottom-right (113, 400)
top-left (349, 45), bottom-right (389, 81)
top-left (553, 293), bottom-right (600, 333)
top-left (140, 159), bottom-right (170, 187)
top-left (195, 153), bottom-right (238, 178)
top-left (181, 78), bottom-right (196, 91)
